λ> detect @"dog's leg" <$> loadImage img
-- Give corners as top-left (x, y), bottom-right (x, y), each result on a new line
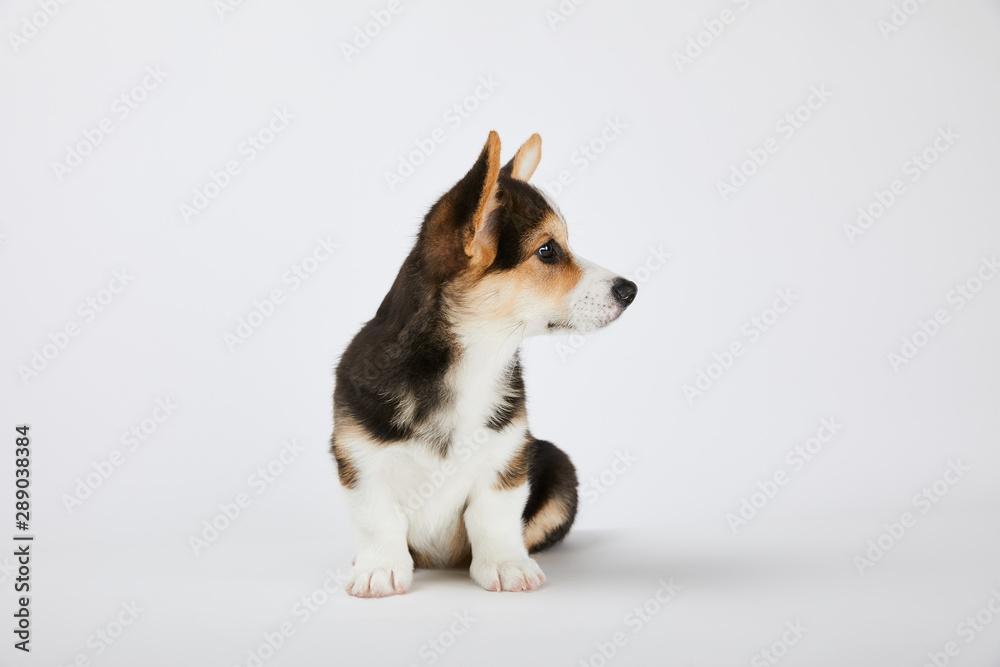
top-left (343, 485), bottom-right (413, 597)
top-left (341, 472), bottom-right (414, 598)
top-left (465, 480), bottom-right (545, 592)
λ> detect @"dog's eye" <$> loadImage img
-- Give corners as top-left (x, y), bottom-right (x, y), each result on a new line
top-left (537, 242), bottom-right (558, 264)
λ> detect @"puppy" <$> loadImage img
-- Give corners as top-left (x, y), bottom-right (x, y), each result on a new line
top-left (331, 131), bottom-right (637, 597)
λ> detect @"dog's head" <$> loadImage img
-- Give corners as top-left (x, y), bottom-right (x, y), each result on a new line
top-left (419, 131), bottom-right (637, 338)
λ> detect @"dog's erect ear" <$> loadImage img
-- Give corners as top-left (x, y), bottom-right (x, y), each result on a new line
top-left (461, 130), bottom-right (502, 263)
top-left (421, 131), bottom-right (502, 277)
top-left (499, 133), bottom-right (542, 182)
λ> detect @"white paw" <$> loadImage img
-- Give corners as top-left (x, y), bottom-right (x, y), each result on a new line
top-left (471, 557), bottom-right (545, 592)
top-left (346, 562), bottom-right (413, 598)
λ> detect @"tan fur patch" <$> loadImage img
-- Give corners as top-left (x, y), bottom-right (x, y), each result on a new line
top-left (330, 409), bottom-right (367, 489)
top-left (510, 133), bottom-right (542, 181)
top-left (523, 495), bottom-right (571, 551)
top-left (464, 131), bottom-right (502, 267)
top-left (456, 212), bottom-right (584, 326)
top-left (512, 213), bottom-right (583, 302)
top-left (330, 438), bottom-right (358, 489)
top-left (495, 442), bottom-right (531, 490)
top-left (447, 515), bottom-right (473, 567)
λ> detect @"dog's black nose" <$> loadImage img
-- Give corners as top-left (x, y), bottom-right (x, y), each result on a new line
top-left (611, 278), bottom-right (637, 307)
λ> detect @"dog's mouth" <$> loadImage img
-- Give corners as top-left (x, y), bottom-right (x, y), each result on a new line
top-left (546, 317), bottom-right (608, 333)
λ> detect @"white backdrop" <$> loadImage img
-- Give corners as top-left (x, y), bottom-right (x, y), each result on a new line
top-left (3, 0), bottom-right (1000, 665)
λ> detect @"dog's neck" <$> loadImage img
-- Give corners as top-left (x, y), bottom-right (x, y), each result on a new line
top-left (434, 322), bottom-right (524, 441)
top-left (449, 320), bottom-right (525, 406)
top-left (455, 319), bottom-right (523, 366)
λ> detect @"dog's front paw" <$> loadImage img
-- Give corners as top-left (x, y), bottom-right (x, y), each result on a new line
top-left (470, 557), bottom-right (545, 592)
top-left (346, 562), bottom-right (413, 598)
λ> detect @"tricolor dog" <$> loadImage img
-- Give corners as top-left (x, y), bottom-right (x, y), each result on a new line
top-left (331, 131), bottom-right (637, 597)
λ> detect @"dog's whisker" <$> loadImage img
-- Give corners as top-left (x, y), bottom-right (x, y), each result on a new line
top-left (477, 290), bottom-right (500, 305)
top-left (494, 320), bottom-right (526, 365)
top-left (501, 323), bottom-right (527, 384)
top-left (498, 321), bottom-right (523, 333)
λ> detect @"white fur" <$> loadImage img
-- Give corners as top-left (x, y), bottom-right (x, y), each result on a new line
top-left (342, 324), bottom-right (541, 597)
top-left (565, 256), bottom-right (627, 332)
top-left (341, 212), bottom-right (629, 596)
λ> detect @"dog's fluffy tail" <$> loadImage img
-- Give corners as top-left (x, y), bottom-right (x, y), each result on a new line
top-left (522, 438), bottom-right (578, 553)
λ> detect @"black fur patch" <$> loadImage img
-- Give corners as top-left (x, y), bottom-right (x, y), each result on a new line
top-left (485, 357), bottom-right (526, 431)
top-left (334, 246), bottom-right (457, 446)
top-left (488, 176), bottom-right (556, 272)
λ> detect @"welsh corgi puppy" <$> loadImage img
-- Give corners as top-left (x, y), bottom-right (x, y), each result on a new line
top-left (331, 131), bottom-right (637, 597)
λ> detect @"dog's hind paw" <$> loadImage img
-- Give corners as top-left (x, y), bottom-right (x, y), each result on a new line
top-left (346, 563), bottom-right (413, 598)
top-left (470, 557), bottom-right (545, 592)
